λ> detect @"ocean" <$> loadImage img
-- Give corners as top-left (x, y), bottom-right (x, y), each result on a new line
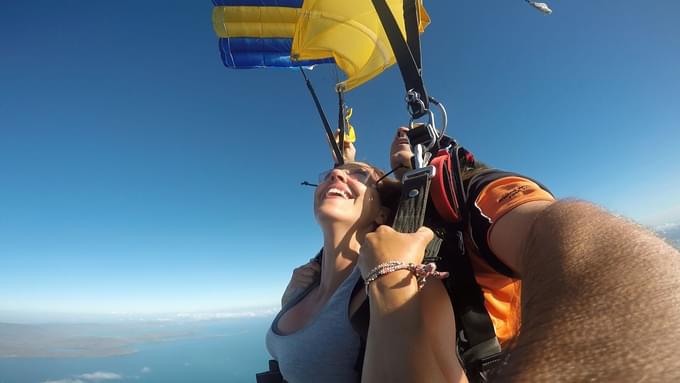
top-left (0, 316), bottom-right (274, 383)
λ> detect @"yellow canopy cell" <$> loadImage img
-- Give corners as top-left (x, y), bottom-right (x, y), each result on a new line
top-left (292, 0), bottom-right (430, 91)
top-left (212, 6), bottom-right (302, 39)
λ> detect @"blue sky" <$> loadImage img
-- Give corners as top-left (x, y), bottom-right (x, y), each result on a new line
top-left (1, 0), bottom-right (679, 318)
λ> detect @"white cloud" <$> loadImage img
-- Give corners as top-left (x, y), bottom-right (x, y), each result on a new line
top-left (76, 372), bottom-right (123, 381)
top-left (170, 307), bottom-right (278, 321)
top-left (141, 367), bottom-right (151, 373)
top-left (655, 222), bottom-right (680, 232)
top-left (42, 371), bottom-right (123, 383)
top-left (642, 205), bottom-right (680, 227)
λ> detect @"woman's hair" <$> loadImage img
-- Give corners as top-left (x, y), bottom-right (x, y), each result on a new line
top-left (376, 176), bottom-right (401, 223)
top-left (343, 162), bottom-right (401, 224)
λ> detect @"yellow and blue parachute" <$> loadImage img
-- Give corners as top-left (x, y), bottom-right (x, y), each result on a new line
top-left (212, 0), bottom-right (334, 69)
top-left (212, 0), bottom-right (429, 91)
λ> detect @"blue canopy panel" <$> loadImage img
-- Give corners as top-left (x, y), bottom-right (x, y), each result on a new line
top-left (218, 37), bottom-right (335, 69)
top-left (213, 0), bottom-right (303, 8)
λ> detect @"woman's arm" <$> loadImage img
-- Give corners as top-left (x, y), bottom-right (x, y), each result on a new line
top-left (359, 226), bottom-right (467, 383)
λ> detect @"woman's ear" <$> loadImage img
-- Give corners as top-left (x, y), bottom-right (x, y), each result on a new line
top-left (375, 207), bottom-right (391, 226)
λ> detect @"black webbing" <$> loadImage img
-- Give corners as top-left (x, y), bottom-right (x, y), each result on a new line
top-left (403, 0), bottom-right (422, 70)
top-left (434, 226), bottom-right (501, 382)
top-left (299, 68), bottom-right (344, 165)
top-left (255, 361), bottom-right (285, 383)
top-left (392, 171), bottom-right (442, 261)
top-left (451, 146), bottom-right (468, 219)
top-left (337, 89), bottom-right (346, 156)
top-left (370, 0), bottom-right (428, 118)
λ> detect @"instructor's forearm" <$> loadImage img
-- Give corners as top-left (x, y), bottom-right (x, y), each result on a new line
top-left (496, 200), bottom-right (680, 381)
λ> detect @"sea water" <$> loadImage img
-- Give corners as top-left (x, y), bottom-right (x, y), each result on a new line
top-left (0, 316), bottom-right (274, 383)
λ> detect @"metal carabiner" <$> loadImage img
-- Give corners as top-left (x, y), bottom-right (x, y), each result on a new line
top-left (408, 109), bottom-right (438, 150)
top-left (406, 89), bottom-right (427, 119)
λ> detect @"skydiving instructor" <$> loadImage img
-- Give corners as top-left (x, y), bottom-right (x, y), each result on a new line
top-left (358, 128), bottom-right (680, 382)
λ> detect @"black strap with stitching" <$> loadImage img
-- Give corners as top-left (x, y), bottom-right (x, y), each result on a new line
top-left (392, 170), bottom-right (442, 261)
top-left (370, 0), bottom-right (428, 118)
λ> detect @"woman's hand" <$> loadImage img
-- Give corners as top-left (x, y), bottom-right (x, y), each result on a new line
top-left (342, 140), bottom-right (356, 163)
top-left (331, 134), bottom-right (356, 163)
top-left (358, 225), bottom-right (434, 280)
top-left (281, 260), bottom-right (320, 306)
top-left (389, 127), bottom-right (413, 179)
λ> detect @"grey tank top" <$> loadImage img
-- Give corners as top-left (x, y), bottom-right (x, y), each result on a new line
top-left (266, 267), bottom-right (361, 383)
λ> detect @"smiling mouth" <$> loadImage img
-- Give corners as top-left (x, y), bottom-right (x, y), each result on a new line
top-left (325, 187), bottom-right (353, 200)
top-left (396, 137), bottom-right (410, 145)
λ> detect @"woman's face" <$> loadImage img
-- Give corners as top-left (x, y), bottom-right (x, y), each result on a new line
top-left (314, 162), bottom-right (384, 229)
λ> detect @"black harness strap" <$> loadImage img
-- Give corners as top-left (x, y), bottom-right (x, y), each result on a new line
top-left (255, 360), bottom-right (286, 383)
top-left (438, 225), bottom-right (502, 383)
top-left (392, 168), bottom-right (442, 261)
top-left (403, 0), bottom-right (422, 70)
top-left (370, 0), bottom-right (429, 118)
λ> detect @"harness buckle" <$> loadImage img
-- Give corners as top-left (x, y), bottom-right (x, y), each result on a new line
top-left (407, 121), bottom-right (437, 170)
top-left (402, 165), bottom-right (436, 183)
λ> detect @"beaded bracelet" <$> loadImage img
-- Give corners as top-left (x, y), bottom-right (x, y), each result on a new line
top-left (364, 261), bottom-right (449, 295)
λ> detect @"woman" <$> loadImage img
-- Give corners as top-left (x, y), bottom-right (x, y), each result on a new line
top-left (266, 161), bottom-right (403, 382)
top-left (273, 126), bottom-right (558, 382)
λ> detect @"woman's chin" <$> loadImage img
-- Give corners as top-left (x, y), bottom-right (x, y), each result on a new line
top-left (315, 208), bottom-right (356, 226)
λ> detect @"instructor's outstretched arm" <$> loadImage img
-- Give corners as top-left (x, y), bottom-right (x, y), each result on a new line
top-left (495, 200), bottom-right (680, 381)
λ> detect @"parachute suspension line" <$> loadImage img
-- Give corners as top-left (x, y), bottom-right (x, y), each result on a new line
top-left (299, 67), bottom-right (345, 166)
top-left (333, 64), bottom-right (340, 85)
top-left (337, 88), bottom-right (346, 155)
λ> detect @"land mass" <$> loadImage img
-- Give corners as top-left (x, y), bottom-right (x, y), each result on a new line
top-left (0, 322), bottom-right (193, 358)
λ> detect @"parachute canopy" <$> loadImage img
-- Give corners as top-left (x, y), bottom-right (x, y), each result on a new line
top-left (212, 0), bottom-right (429, 91)
top-left (292, 0), bottom-right (429, 91)
top-left (212, 0), bottom-right (334, 68)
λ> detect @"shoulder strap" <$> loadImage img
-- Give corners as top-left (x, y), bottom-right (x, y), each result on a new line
top-left (255, 360), bottom-right (286, 383)
top-left (350, 279), bottom-right (369, 374)
top-left (438, 226), bottom-right (502, 382)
